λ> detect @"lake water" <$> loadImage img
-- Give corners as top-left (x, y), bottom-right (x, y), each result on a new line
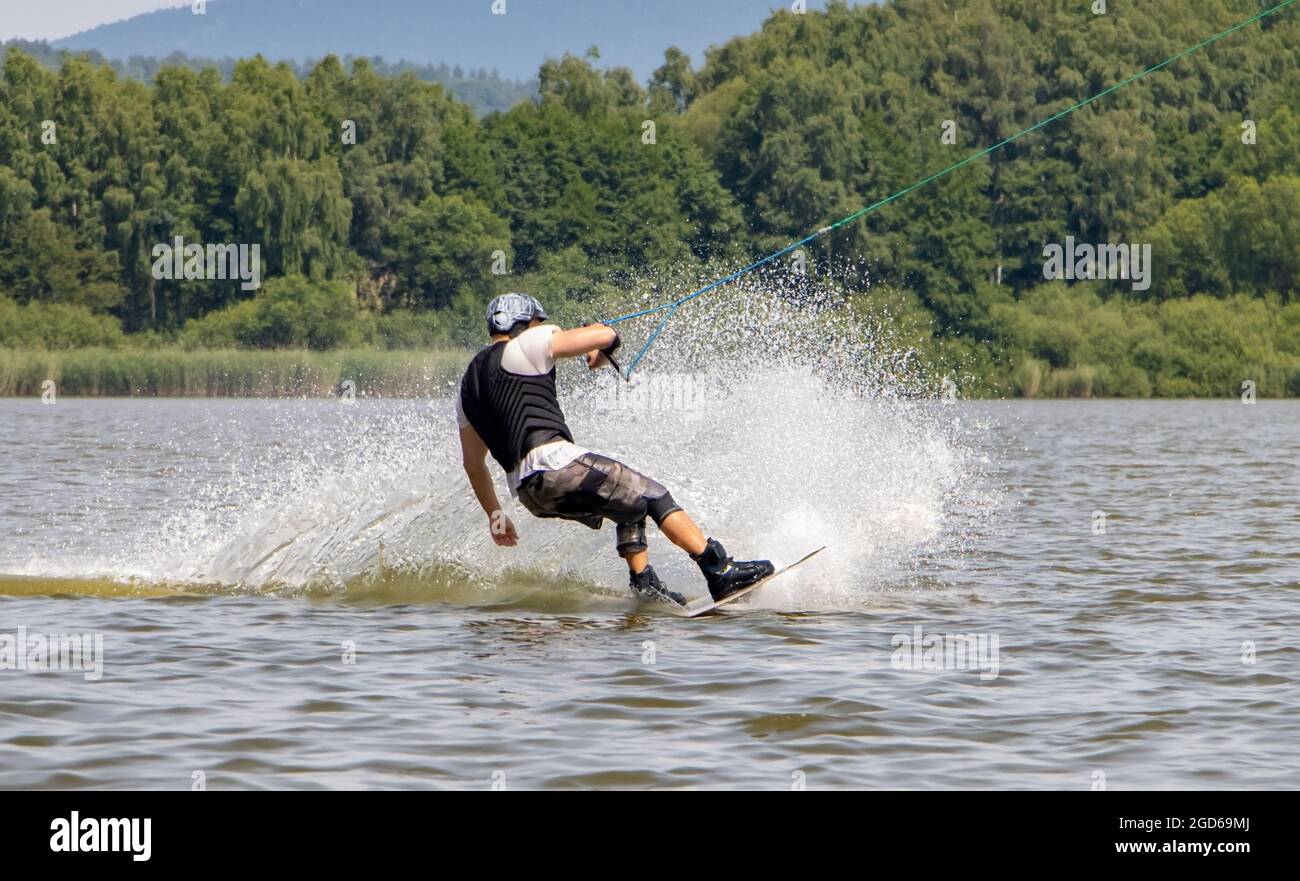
top-left (1, 393), bottom-right (1296, 789)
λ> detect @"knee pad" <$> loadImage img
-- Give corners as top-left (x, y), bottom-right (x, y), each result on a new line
top-left (646, 491), bottom-right (681, 526)
top-left (616, 520), bottom-right (648, 555)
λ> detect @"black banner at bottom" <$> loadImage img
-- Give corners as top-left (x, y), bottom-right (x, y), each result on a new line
top-left (5, 792), bottom-right (1283, 866)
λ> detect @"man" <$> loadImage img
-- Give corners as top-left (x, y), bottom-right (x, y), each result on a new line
top-left (457, 293), bottom-right (773, 607)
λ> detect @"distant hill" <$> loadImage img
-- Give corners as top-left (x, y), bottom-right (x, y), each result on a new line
top-left (0, 39), bottom-right (536, 115)
top-left (51, 0), bottom-right (853, 81)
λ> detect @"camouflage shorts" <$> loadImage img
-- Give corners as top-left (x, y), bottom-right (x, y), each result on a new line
top-left (516, 453), bottom-right (682, 554)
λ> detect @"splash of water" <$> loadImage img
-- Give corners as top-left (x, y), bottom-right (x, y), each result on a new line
top-left (10, 271), bottom-right (999, 609)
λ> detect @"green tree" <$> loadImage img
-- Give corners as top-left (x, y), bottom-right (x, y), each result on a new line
top-left (383, 193), bottom-right (510, 310)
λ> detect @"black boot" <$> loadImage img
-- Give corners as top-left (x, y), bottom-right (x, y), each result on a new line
top-left (693, 538), bottom-right (775, 601)
top-left (630, 565), bottom-right (685, 607)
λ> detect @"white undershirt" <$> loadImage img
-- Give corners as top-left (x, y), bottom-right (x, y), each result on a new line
top-left (457, 324), bottom-right (588, 495)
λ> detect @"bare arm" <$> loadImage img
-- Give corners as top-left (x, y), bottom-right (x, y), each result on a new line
top-left (459, 423), bottom-right (518, 547)
top-left (551, 323), bottom-right (617, 360)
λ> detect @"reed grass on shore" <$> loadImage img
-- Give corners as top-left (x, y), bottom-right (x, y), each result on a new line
top-left (3, 345), bottom-right (1297, 399)
top-left (0, 347), bottom-right (469, 397)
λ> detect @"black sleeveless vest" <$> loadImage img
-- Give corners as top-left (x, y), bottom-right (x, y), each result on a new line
top-left (459, 341), bottom-right (574, 473)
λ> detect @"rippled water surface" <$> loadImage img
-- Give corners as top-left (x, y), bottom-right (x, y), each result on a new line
top-left (1, 396), bottom-right (1296, 789)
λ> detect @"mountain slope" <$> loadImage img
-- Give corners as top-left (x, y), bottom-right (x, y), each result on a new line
top-left (52, 0), bottom-right (851, 80)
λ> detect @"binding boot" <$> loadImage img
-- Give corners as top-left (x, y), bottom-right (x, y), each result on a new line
top-left (693, 538), bottom-right (775, 601)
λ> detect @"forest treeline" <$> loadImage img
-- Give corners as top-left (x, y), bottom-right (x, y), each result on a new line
top-left (2, 0), bottom-right (1300, 397)
top-left (0, 39), bottom-right (536, 115)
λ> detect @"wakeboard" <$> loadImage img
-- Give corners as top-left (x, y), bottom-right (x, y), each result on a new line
top-left (663, 546), bottom-right (826, 618)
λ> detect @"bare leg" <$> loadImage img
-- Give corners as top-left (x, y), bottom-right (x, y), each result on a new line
top-left (659, 510), bottom-right (707, 556)
top-left (621, 548), bottom-right (648, 573)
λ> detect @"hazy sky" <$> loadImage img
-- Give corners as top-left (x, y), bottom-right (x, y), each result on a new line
top-left (0, 0), bottom-right (185, 42)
